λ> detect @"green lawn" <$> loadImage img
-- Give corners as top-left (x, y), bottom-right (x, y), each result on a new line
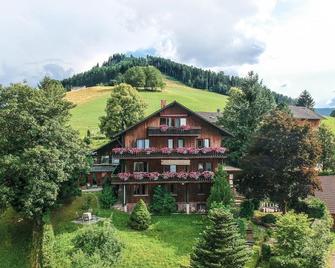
top-left (67, 77), bottom-right (228, 137)
top-left (323, 116), bottom-right (335, 133)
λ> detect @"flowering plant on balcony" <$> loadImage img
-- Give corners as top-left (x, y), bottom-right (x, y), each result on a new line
top-left (117, 172), bottom-right (131, 181)
top-left (213, 147), bottom-right (226, 154)
top-left (200, 147), bottom-right (212, 154)
top-left (180, 125), bottom-right (191, 130)
top-left (161, 147), bottom-right (173, 154)
top-left (144, 147), bottom-right (157, 154)
top-left (146, 172), bottom-right (160, 180)
top-left (128, 148), bottom-right (142, 154)
top-left (159, 124), bottom-right (169, 132)
top-left (176, 147), bottom-right (188, 154)
top-left (133, 172), bottom-right (145, 180)
top-left (202, 171), bottom-right (214, 179)
top-left (112, 147), bottom-right (128, 154)
top-left (188, 171), bottom-right (201, 180)
top-left (162, 171), bottom-right (175, 179)
top-left (176, 171), bottom-right (188, 180)
top-left (188, 147), bottom-right (200, 154)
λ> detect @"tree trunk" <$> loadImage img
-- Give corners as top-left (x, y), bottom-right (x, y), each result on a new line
top-left (30, 218), bottom-right (43, 268)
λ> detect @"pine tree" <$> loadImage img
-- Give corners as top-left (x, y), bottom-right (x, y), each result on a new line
top-left (207, 165), bottom-right (234, 209)
top-left (190, 207), bottom-right (249, 268)
top-left (129, 199), bottom-right (151, 230)
top-left (296, 90), bottom-right (315, 109)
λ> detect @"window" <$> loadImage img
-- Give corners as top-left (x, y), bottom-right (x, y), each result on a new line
top-left (180, 118), bottom-right (187, 126)
top-left (101, 155), bottom-right (109, 164)
top-left (205, 162), bottom-right (212, 171)
top-left (197, 139), bottom-right (203, 148)
top-left (177, 138), bottom-right (184, 148)
top-left (133, 184), bottom-right (147, 195)
top-left (136, 139), bottom-right (150, 149)
top-left (168, 138), bottom-right (174, 149)
top-left (170, 165), bottom-right (177, 172)
top-left (198, 163), bottom-right (204, 171)
top-left (160, 117), bottom-right (167, 125)
top-left (175, 118), bottom-right (180, 127)
top-left (204, 139), bottom-right (210, 148)
top-left (166, 184), bottom-right (177, 195)
top-left (167, 118), bottom-right (174, 127)
top-left (134, 162), bottom-right (148, 172)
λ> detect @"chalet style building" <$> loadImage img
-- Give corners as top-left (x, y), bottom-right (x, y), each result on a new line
top-left (89, 101), bottom-right (240, 213)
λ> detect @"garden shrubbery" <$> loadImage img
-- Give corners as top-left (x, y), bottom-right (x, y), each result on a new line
top-left (99, 184), bottom-right (117, 209)
top-left (129, 199), bottom-right (151, 230)
top-left (150, 186), bottom-right (176, 215)
top-left (294, 197), bottom-right (327, 219)
top-left (239, 200), bottom-right (254, 219)
top-left (269, 256), bottom-right (306, 268)
top-left (261, 213), bottom-right (277, 224)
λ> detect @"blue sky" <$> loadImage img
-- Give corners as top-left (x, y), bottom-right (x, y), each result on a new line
top-left (1, 0), bottom-right (335, 107)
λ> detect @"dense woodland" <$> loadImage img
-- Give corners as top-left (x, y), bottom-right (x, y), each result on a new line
top-left (62, 54), bottom-right (296, 105)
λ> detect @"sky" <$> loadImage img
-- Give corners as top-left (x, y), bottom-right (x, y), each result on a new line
top-left (1, 0), bottom-right (335, 107)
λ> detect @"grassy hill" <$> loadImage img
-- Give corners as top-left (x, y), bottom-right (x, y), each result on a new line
top-left (66, 77), bottom-right (229, 137)
top-left (322, 116), bottom-right (335, 132)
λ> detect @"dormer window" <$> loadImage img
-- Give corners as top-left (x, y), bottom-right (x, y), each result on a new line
top-left (159, 117), bottom-right (187, 127)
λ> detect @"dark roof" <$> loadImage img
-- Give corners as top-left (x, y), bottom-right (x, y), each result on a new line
top-left (288, 106), bottom-right (324, 120)
top-left (315, 176), bottom-right (335, 214)
top-left (196, 112), bottom-right (221, 123)
top-left (112, 101), bottom-right (233, 138)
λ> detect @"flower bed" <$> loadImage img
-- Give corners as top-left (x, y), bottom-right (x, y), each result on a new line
top-left (112, 147), bottom-right (226, 155)
top-left (117, 171), bottom-right (214, 181)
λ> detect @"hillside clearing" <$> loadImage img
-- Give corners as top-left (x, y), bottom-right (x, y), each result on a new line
top-left (66, 77), bottom-right (229, 137)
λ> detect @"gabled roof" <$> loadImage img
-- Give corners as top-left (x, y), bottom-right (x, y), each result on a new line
top-left (315, 176), bottom-right (335, 214)
top-left (288, 106), bottom-right (324, 120)
top-left (111, 101), bottom-right (233, 139)
top-left (196, 112), bottom-right (221, 124)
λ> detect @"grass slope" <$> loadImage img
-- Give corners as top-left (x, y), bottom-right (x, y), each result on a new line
top-left (322, 116), bottom-right (335, 133)
top-left (66, 77), bottom-right (229, 137)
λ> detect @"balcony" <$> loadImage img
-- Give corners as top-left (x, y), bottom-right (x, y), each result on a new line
top-left (111, 147), bottom-right (227, 159)
top-left (147, 126), bottom-right (201, 136)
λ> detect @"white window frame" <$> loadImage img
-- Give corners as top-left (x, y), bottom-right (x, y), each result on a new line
top-left (170, 165), bottom-right (177, 172)
top-left (180, 118), bottom-right (187, 126)
top-left (204, 138), bottom-right (210, 148)
top-left (168, 138), bottom-right (174, 149)
top-left (136, 139), bottom-right (150, 149)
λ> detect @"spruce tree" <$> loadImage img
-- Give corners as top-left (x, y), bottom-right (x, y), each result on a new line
top-left (296, 90), bottom-right (315, 109)
top-left (190, 207), bottom-right (249, 268)
top-left (129, 199), bottom-right (151, 230)
top-left (207, 165), bottom-right (234, 209)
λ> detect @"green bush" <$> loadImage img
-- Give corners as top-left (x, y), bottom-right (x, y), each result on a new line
top-left (294, 197), bottom-right (327, 219)
top-left (99, 185), bottom-right (117, 209)
top-left (239, 200), bottom-right (254, 219)
top-left (150, 186), bottom-right (177, 215)
top-left (269, 256), bottom-right (306, 268)
top-left (72, 219), bottom-right (122, 267)
top-left (261, 213), bottom-right (277, 224)
top-left (41, 224), bottom-right (55, 268)
top-left (82, 195), bottom-right (93, 211)
top-left (129, 199), bottom-right (151, 230)
top-left (261, 243), bottom-right (272, 261)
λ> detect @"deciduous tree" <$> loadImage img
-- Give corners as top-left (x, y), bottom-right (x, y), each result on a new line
top-left (124, 66), bottom-right (146, 88)
top-left (318, 125), bottom-right (335, 172)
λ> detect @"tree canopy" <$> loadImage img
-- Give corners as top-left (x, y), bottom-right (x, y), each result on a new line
top-left (124, 65), bottom-right (164, 90)
top-left (318, 125), bottom-right (335, 172)
top-left (218, 72), bottom-right (275, 166)
top-left (296, 90), bottom-right (315, 109)
top-left (0, 77), bottom-right (89, 220)
top-left (99, 83), bottom-right (147, 137)
top-left (236, 109), bottom-right (321, 212)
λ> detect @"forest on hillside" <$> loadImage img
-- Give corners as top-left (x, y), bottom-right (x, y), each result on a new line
top-left (62, 54), bottom-right (295, 105)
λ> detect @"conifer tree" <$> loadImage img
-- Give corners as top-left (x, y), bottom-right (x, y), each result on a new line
top-left (129, 199), bottom-right (151, 230)
top-left (190, 207), bottom-right (249, 268)
top-left (296, 90), bottom-right (315, 109)
top-left (207, 165), bottom-right (234, 209)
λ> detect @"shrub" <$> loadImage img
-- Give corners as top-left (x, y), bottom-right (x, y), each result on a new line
top-left (150, 185), bottom-right (177, 215)
top-left (41, 224), bottom-right (55, 268)
top-left (239, 200), bottom-right (254, 219)
top-left (294, 197), bottom-right (327, 219)
top-left (261, 243), bottom-right (272, 261)
top-left (99, 185), bottom-right (117, 209)
top-left (82, 195), bottom-right (93, 211)
top-left (129, 199), bottom-right (151, 230)
top-left (269, 256), bottom-right (306, 268)
top-left (261, 213), bottom-right (277, 224)
top-left (72, 219), bottom-right (122, 267)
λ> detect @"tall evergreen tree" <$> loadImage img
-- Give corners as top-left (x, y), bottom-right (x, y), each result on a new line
top-left (190, 207), bottom-right (249, 268)
top-left (296, 90), bottom-right (315, 109)
top-left (318, 125), bottom-right (335, 172)
top-left (218, 72), bottom-right (275, 166)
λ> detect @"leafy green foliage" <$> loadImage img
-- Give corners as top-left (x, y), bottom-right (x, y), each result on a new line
top-left (41, 224), bottom-right (55, 268)
top-left (150, 186), bottom-right (177, 215)
top-left (190, 207), bottom-right (249, 268)
top-left (0, 78), bottom-right (89, 220)
top-left (129, 199), bottom-right (151, 230)
top-left (99, 83), bottom-right (147, 137)
top-left (296, 90), bottom-right (315, 109)
top-left (269, 256), bottom-right (306, 268)
top-left (72, 219), bottom-right (122, 267)
top-left (261, 243), bottom-right (272, 261)
top-left (237, 109), bottom-right (321, 212)
top-left (124, 66), bottom-right (146, 88)
top-left (260, 214), bottom-right (277, 224)
top-left (207, 166), bottom-right (234, 209)
top-left (143, 66), bottom-right (164, 90)
top-left (330, 110), bottom-right (335, 117)
top-left (294, 197), bottom-right (328, 219)
top-left (99, 185), bottom-right (117, 209)
top-left (318, 125), bottom-right (335, 172)
top-left (218, 72), bottom-right (275, 165)
top-left (239, 200), bottom-right (255, 219)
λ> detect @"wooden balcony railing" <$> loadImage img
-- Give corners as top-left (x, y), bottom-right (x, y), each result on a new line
top-left (147, 127), bottom-right (201, 136)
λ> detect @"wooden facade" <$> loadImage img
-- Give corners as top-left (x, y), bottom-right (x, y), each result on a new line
top-left (90, 101), bottom-right (239, 213)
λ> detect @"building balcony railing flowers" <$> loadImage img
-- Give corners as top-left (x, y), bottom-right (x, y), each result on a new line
top-left (148, 125), bottom-right (201, 136)
top-left (116, 171), bottom-right (214, 182)
top-left (112, 146), bottom-right (226, 158)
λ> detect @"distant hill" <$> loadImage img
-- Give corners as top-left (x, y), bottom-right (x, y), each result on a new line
top-left (316, 108), bottom-right (334, 116)
top-left (66, 77), bottom-right (229, 143)
top-left (62, 54), bottom-right (295, 105)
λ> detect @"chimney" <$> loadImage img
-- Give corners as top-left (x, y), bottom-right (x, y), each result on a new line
top-left (161, 99), bottom-right (167, 108)
top-left (217, 108), bottom-right (220, 113)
